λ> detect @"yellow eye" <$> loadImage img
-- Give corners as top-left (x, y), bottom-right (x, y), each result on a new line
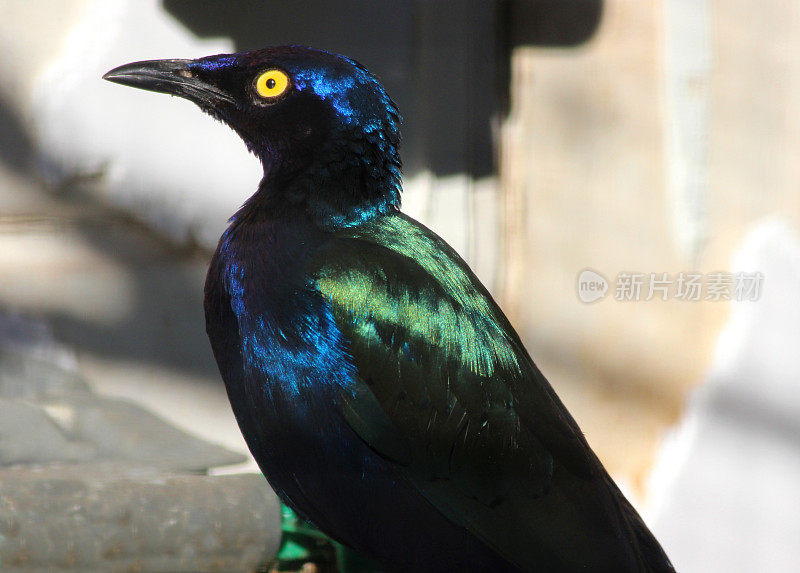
top-left (255, 69), bottom-right (289, 99)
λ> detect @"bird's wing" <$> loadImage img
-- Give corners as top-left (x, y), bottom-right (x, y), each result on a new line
top-left (309, 212), bottom-right (647, 570)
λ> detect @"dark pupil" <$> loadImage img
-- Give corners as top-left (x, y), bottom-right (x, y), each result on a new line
top-left (266, 78), bottom-right (276, 89)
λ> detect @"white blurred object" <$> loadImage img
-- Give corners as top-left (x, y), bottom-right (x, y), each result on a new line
top-left (1, 0), bottom-right (259, 247)
top-left (649, 219), bottom-right (800, 572)
top-left (663, 0), bottom-right (710, 264)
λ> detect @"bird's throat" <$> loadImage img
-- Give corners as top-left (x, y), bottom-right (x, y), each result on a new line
top-left (252, 139), bottom-right (401, 230)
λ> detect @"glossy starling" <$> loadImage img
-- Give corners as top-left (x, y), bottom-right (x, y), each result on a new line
top-left (104, 46), bottom-right (674, 572)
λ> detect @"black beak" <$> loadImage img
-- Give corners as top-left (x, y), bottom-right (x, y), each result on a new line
top-left (103, 59), bottom-right (235, 107)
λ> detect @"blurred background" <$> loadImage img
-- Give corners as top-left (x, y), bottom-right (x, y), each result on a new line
top-left (0, 0), bottom-right (798, 571)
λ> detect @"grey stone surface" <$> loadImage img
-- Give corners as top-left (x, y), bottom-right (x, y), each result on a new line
top-left (0, 392), bottom-right (246, 471)
top-left (0, 313), bottom-right (245, 472)
top-left (0, 399), bottom-right (93, 465)
top-left (0, 311), bottom-right (90, 400)
top-left (0, 462), bottom-right (280, 572)
top-left (0, 349), bottom-right (90, 399)
top-left (47, 393), bottom-right (247, 472)
top-left (0, 311), bottom-right (78, 370)
top-left (0, 311), bottom-right (282, 571)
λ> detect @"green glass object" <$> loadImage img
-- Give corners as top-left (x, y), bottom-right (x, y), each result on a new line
top-left (269, 504), bottom-right (382, 573)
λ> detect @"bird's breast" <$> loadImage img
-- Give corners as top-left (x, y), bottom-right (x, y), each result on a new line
top-left (206, 223), bottom-right (365, 483)
top-left (207, 216), bottom-right (357, 404)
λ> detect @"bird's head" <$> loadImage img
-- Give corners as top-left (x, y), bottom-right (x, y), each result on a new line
top-left (104, 46), bottom-right (402, 227)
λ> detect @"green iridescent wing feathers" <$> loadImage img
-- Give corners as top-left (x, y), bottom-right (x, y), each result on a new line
top-left (310, 212), bottom-right (608, 567)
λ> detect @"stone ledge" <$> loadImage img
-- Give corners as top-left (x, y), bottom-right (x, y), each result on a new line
top-left (0, 463), bottom-right (280, 572)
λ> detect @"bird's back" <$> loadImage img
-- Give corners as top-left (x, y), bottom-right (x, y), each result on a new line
top-left (313, 212), bottom-right (673, 572)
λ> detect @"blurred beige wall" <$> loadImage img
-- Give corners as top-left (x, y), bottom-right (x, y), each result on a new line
top-left (0, 1), bottom-right (90, 114)
top-left (500, 0), bottom-right (800, 491)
